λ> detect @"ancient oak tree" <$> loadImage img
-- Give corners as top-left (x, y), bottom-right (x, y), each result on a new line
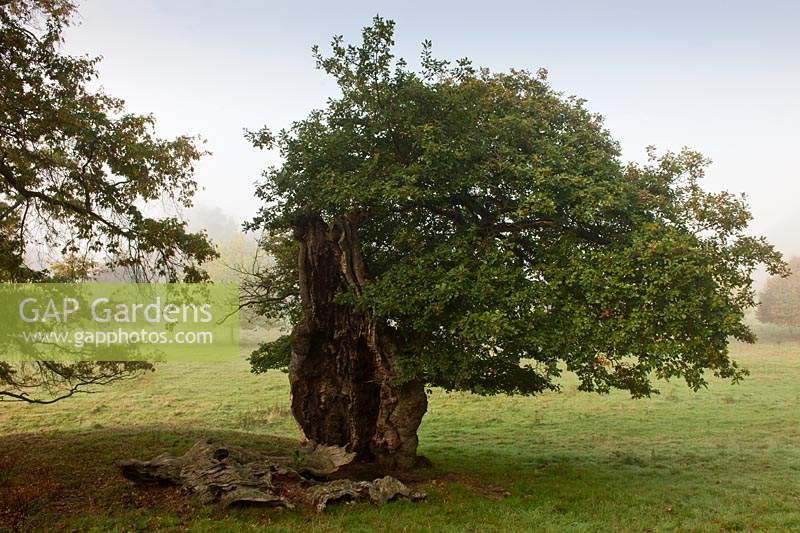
top-left (248, 18), bottom-right (785, 469)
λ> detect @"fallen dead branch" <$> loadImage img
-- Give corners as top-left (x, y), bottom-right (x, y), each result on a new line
top-left (119, 439), bottom-right (426, 512)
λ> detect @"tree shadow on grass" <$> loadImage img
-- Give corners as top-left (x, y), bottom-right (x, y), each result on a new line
top-left (0, 425), bottom-right (299, 531)
top-left (0, 425), bottom-right (762, 531)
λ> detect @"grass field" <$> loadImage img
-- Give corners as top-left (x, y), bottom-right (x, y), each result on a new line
top-left (1, 335), bottom-right (799, 532)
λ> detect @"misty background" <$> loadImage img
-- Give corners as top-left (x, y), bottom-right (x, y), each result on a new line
top-left (62, 0), bottom-right (799, 285)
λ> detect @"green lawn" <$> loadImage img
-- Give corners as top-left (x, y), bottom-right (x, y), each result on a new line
top-left (1, 339), bottom-right (799, 532)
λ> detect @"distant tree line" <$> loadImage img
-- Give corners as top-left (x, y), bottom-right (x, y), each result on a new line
top-left (758, 257), bottom-right (800, 327)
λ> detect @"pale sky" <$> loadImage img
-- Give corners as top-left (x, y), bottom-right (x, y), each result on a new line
top-left (63, 1), bottom-right (800, 255)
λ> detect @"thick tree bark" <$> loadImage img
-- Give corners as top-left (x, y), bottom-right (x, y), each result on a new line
top-left (289, 214), bottom-right (427, 471)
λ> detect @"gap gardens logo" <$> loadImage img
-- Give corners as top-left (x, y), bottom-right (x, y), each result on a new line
top-left (0, 284), bottom-right (240, 362)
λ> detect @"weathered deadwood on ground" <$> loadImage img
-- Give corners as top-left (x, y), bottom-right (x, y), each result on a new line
top-left (290, 215), bottom-right (427, 471)
top-left (119, 439), bottom-right (425, 511)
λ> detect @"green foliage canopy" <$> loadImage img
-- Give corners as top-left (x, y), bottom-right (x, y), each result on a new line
top-left (249, 18), bottom-right (785, 398)
top-left (0, 2), bottom-right (215, 282)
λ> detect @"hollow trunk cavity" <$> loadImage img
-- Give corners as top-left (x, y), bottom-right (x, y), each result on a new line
top-left (289, 214), bottom-right (426, 471)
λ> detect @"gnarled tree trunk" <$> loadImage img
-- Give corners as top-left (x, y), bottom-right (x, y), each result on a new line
top-left (289, 214), bottom-right (427, 471)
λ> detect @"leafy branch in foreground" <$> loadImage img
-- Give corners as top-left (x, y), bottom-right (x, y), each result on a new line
top-left (0, 1), bottom-right (216, 403)
top-left (0, 360), bottom-right (153, 404)
top-left (0, 2), bottom-right (216, 283)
